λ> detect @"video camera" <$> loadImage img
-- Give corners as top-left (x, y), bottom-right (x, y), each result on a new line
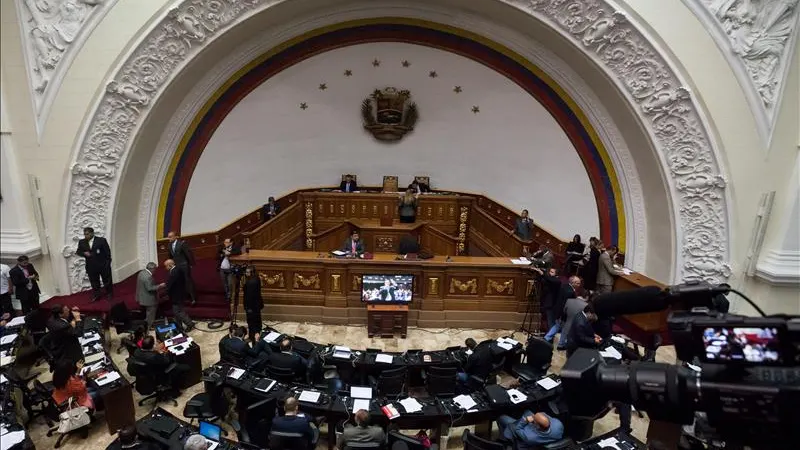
top-left (560, 282), bottom-right (800, 449)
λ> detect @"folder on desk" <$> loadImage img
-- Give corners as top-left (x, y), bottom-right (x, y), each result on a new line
top-left (254, 378), bottom-right (277, 393)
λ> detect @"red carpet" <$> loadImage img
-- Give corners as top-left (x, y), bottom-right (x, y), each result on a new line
top-left (48, 259), bottom-right (230, 320)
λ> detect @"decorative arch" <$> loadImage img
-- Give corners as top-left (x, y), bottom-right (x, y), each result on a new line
top-left (157, 20), bottom-right (625, 250)
top-left (62, 0), bottom-right (731, 293)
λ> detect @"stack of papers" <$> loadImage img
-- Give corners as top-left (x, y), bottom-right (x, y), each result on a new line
top-left (0, 429), bottom-right (25, 450)
top-left (331, 250), bottom-right (346, 256)
top-left (536, 377), bottom-right (561, 390)
top-left (0, 334), bottom-right (18, 345)
top-left (495, 341), bottom-right (513, 351)
top-left (95, 371), bottom-right (121, 386)
top-left (507, 389), bottom-right (528, 404)
top-left (600, 346), bottom-right (623, 360)
top-left (81, 361), bottom-right (104, 376)
top-left (0, 355), bottom-right (14, 367)
top-left (4, 316), bottom-right (26, 328)
top-left (375, 354), bottom-right (394, 364)
top-left (84, 351), bottom-right (106, 364)
top-left (227, 368), bottom-right (245, 379)
top-left (621, 268), bottom-right (633, 275)
top-left (352, 399), bottom-right (371, 413)
top-left (597, 437), bottom-right (622, 449)
top-left (298, 390), bottom-right (321, 403)
top-left (398, 397), bottom-right (423, 413)
top-left (263, 331), bottom-right (282, 342)
top-left (333, 346), bottom-right (351, 359)
top-left (79, 334), bottom-right (101, 346)
top-left (0, 374), bottom-right (7, 385)
top-left (610, 335), bottom-right (626, 344)
top-left (496, 337), bottom-right (519, 348)
top-left (453, 394), bottom-right (477, 410)
top-left (350, 386), bottom-right (372, 399)
top-left (510, 258), bottom-right (531, 265)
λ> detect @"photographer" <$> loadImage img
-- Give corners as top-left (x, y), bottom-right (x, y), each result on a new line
top-left (218, 238), bottom-right (242, 303)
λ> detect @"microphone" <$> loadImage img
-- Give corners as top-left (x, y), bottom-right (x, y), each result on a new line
top-left (667, 280), bottom-right (730, 296)
top-left (592, 286), bottom-right (670, 317)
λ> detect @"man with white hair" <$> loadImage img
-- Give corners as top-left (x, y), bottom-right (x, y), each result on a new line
top-left (184, 434), bottom-right (208, 450)
top-left (136, 262), bottom-right (164, 330)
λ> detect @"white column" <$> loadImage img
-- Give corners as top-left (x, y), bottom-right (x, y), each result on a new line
top-left (756, 153), bottom-right (800, 285)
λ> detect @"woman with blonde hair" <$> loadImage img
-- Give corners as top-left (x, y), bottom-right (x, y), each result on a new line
top-left (398, 188), bottom-right (418, 223)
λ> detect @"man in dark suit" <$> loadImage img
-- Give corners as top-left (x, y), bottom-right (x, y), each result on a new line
top-left (531, 245), bottom-right (554, 269)
top-left (339, 174), bottom-right (358, 193)
top-left (133, 335), bottom-right (187, 391)
top-left (269, 339), bottom-right (307, 380)
top-left (262, 196), bottom-right (281, 222)
top-left (408, 179), bottom-right (430, 194)
top-left (164, 259), bottom-right (195, 331)
top-left (44, 304), bottom-right (83, 363)
top-left (534, 267), bottom-right (561, 330)
top-left (218, 238), bottom-right (242, 303)
top-left (457, 338), bottom-right (494, 383)
top-left (220, 325), bottom-right (256, 365)
top-left (166, 231), bottom-right (196, 305)
top-left (76, 227), bottom-right (113, 302)
top-left (567, 304), bottom-right (602, 357)
top-left (341, 230), bottom-right (365, 256)
top-left (271, 397), bottom-right (318, 447)
top-left (9, 255), bottom-right (40, 314)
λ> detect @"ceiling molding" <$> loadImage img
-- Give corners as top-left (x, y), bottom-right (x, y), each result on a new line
top-left (14, 0), bottom-right (120, 139)
top-left (681, 0), bottom-right (800, 148)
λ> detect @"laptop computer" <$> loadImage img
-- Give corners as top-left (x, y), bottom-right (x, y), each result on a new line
top-left (198, 421), bottom-right (221, 450)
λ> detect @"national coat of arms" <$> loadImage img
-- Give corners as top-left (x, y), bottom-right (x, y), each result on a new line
top-left (361, 87), bottom-right (418, 141)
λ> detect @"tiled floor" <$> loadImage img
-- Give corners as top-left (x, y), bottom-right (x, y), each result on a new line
top-left (26, 320), bottom-right (675, 449)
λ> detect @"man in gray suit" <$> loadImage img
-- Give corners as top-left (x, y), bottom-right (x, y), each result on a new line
top-left (596, 244), bottom-right (623, 294)
top-left (167, 231), bottom-right (197, 305)
top-left (560, 292), bottom-right (588, 350)
top-left (337, 409), bottom-right (385, 449)
top-left (136, 262), bottom-right (164, 330)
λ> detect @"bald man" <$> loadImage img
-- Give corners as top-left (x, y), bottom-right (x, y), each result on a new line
top-left (496, 410), bottom-right (564, 448)
top-left (337, 409), bottom-right (385, 449)
top-left (164, 259), bottom-right (195, 331)
top-left (272, 397), bottom-right (317, 446)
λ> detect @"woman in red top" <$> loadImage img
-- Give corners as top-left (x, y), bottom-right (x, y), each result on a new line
top-left (52, 359), bottom-right (99, 411)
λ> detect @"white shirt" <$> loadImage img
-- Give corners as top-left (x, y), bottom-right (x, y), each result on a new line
top-left (171, 241), bottom-right (177, 253)
top-left (88, 237), bottom-right (94, 249)
top-left (220, 246), bottom-right (232, 270)
top-left (0, 264), bottom-right (9, 295)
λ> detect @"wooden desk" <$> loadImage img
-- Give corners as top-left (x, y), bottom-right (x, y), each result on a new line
top-left (232, 250), bottom-right (534, 329)
top-left (367, 304), bottom-right (409, 338)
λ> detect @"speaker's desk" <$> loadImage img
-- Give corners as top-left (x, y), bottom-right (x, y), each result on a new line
top-left (231, 251), bottom-right (532, 327)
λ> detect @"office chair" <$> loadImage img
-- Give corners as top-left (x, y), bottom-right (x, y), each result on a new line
top-left (183, 376), bottom-right (230, 435)
top-left (130, 359), bottom-right (178, 406)
top-left (267, 365), bottom-right (296, 384)
top-left (108, 301), bottom-right (146, 354)
top-left (242, 397), bottom-right (276, 448)
top-left (462, 429), bottom-right (505, 450)
top-left (24, 308), bottom-right (49, 346)
top-left (269, 430), bottom-right (310, 450)
top-left (4, 371), bottom-right (53, 428)
top-left (424, 366), bottom-right (457, 398)
top-left (512, 337), bottom-right (552, 382)
top-left (532, 438), bottom-right (577, 450)
top-left (388, 431), bottom-right (429, 450)
top-left (344, 441), bottom-right (385, 450)
top-left (370, 366), bottom-right (406, 397)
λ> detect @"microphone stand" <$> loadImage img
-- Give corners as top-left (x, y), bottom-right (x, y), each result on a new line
top-left (231, 268), bottom-right (243, 325)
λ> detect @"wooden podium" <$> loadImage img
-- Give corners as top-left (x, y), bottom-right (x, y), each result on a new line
top-left (367, 304), bottom-right (408, 338)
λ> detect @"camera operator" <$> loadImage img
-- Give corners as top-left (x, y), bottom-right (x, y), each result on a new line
top-left (533, 267), bottom-right (561, 334)
top-left (218, 238), bottom-right (242, 303)
top-left (531, 244), bottom-right (554, 269)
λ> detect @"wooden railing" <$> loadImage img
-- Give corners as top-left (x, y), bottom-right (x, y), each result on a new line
top-left (312, 223), bottom-right (350, 252)
top-left (420, 225), bottom-right (458, 255)
top-left (243, 202), bottom-right (304, 250)
top-left (474, 195), bottom-right (566, 251)
top-left (156, 209), bottom-right (263, 263)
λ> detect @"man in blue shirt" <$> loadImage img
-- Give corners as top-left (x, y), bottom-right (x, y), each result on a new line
top-left (496, 411), bottom-right (564, 448)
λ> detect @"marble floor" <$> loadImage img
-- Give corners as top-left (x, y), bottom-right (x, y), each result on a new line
top-left (25, 320), bottom-right (676, 449)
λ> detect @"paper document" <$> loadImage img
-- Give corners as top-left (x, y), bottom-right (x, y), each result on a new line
top-left (497, 337), bottom-right (519, 346)
top-left (453, 394), bottom-right (477, 410)
top-left (95, 371), bottom-right (121, 386)
top-left (464, 349), bottom-right (473, 356)
top-left (164, 334), bottom-right (185, 347)
top-left (510, 258), bottom-right (531, 265)
top-left (0, 429), bottom-right (25, 450)
top-left (0, 375), bottom-right (7, 385)
top-left (84, 351), bottom-right (105, 364)
top-left (331, 250), bottom-right (346, 256)
top-left (79, 334), bottom-right (101, 346)
top-left (351, 386), bottom-right (373, 399)
top-left (536, 377), bottom-right (561, 390)
top-left (375, 354), bottom-right (393, 364)
top-left (600, 346), bottom-right (622, 360)
top-left (496, 341), bottom-right (513, 351)
top-left (621, 268), bottom-right (633, 275)
top-left (507, 389), bottom-right (528, 404)
top-left (205, 440), bottom-right (219, 450)
top-left (263, 331), bottom-right (281, 342)
top-left (597, 437), bottom-right (622, 449)
top-left (610, 335), bottom-right (626, 344)
top-left (5, 316), bottom-right (25, 328)
top-left (0, 356), bottom-right (14, 367)
top-left (333, 346), bottom-right (351, 359)
top-left (298, 390), bottom-right (321, 403)
top-left (227, 367), bottom-right (245, 379)
top-left (352, 399), bottom-right (371, 414)
top-left (399, 397), bottom-right (423, 413)
top-left (254, 379), bottom-right (277, 393)
top-left (0, 334), bottom-right (18, 345)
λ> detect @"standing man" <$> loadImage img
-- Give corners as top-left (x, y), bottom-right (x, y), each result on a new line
top-left (9, 255), bottom-right (40, 314)
top-left (511, 209), bottom-right (534, 241)
top-left (596, 244), bottom-right (624, 294)
top-left (136, 262), bottom-right (164, 330)
top-left (76, 227), bottom-right (113, 302)
top-left (167, 231), bottom-right (197, 306)
top-left (164, 259), bottom-right (195, 332)
top-left (218, 238), bottom-right (241, 303)
top-left (0, 262), bottom-right (12, 316)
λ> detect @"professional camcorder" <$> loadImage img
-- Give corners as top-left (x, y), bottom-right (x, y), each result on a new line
top-left (560, 282), bottom-right (799, 449)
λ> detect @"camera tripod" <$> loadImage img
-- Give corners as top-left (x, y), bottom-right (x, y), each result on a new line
top-left (229, 269), bottom-right (245, 325)
top-left (518, 277), bottom-right (543, 336)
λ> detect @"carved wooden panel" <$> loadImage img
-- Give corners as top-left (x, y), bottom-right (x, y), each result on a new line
top-left (330, 274), bottom-right (341, 293)
top-left (292, 272), bottom-right (321, 290)
top-left (448, 277), bottom-right (478, 295)
top-left (259, 271), bottom-right (285, 289)
top-left (351, 274), bottom-right (362, 292)
top-left (486, 278), bottom-right (515, 296)
top-left (428, 277), bottom-right (439, 295)
top-left (375, 236), bottom-right (395, 252)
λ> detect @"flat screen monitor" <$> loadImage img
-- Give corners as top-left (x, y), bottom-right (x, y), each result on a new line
top-left (361, 274), bottom-right (413, 304)
top-left (700, 326), bottom-right (781, 365)
top-left (199, 421), bottom-right (221, 441)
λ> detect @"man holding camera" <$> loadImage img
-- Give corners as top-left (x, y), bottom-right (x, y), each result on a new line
top-left (218, 238), bottom-right (241, 303)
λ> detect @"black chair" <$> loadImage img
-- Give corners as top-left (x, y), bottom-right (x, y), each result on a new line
top-left (183, 376), bottom-right (230, 433)
top-left (269, 430), bottom-right (309, 450)
top-left (243, 397), bottom-right (276, 448)
top-left (267, 365), bottom-right (297, 384)
top-left (534, 438), bottom-right (577, 450)
top-left (425, 366), bottom-right (457, 398)
top-left (130, 359), bottom-right (178, 406)
top-left (370, 366), bottom-right (406, 397)
top-left (388, 431), bottom-right (428, 450)
top-left (344, 442), bottom-right (385, 450)
top-left (108, 302), bottom-right (146, 354)
top-left (25, 308), bottom-right (49, 346)
top-left (462, 429), bottom-right (505, 450)
top-left (512, 337), bottom-right (553, 382)
top-left (37, 332), bottom-right (58, 372)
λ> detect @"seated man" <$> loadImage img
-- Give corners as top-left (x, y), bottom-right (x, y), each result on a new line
top-left (133, 335), bottom-right (188, 391)
top-left (339, 175), bottom-right (358, 193)
top-left (341, 230), bottom-right (365, 256)
top-left (337, 409), bottom-right (385, 449)
top-left (106, 425), bottom-right (159, 450)
top-left (567, 304), bottom-right (602, 357)
top-left (408, 179), bottom-right (430, 194)
top-left (220, 325), bottom-right (256, 364)
top-left (457, 338), bottom-right (493, 383)
top-left (272, 397), bottom-right (318, 447)
top-left (45, 304), bottom-right (83, 363)
top-left (184, 434), bottom-right (209, 450)
top-left (269, 339), bottom-right (307, 380)
top-left (496, 411), bottom-right (564, 449)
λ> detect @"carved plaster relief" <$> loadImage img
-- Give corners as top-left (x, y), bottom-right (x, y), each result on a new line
top-left (684, 0), bottom-right (799, 145)
top-left (15, 0), bottom-right (118, 136)
top-left (64, 0), bottom-right (731, 292)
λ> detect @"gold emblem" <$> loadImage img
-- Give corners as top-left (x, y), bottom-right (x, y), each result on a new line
top-left (361, 87), bottom-right (418, 141)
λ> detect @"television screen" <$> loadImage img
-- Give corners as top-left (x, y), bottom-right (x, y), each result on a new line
top-left (700, 326), bottom-right (781, 364)
top-left (361, 274), bottom-right (414, 303)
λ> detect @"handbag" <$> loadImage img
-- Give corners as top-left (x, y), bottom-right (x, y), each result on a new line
top-left (57, 398), bottom-right (91, 434)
